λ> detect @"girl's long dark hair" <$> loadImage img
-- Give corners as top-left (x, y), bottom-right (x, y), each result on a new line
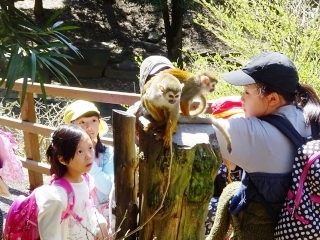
top-left (297, 84), bottom-right (320, 126)
top-left (46, 124), bottom-right (85, 178)
top-left (257, 82), bottom-right (320, 127)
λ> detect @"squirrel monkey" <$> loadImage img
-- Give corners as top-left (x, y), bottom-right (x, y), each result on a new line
top-left (140, 72), bottom-right (184, 147)
top-left (163, 69), bottom-right (218, 117)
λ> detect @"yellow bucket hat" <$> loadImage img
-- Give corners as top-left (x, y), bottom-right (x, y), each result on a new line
top-left (63, 100), bottom-right (109, 136)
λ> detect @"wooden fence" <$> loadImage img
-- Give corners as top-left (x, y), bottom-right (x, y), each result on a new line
top-left (0, 79), bottom-right (212, 190)
top-left (0, 79), bottom-right (140, 190)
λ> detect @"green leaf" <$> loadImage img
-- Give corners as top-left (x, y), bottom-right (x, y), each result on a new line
top-left (51, 21), bottom-right (64, 30)
top-left (53, 31), bottom-right (82, 57)
top-left (53, 25), bottom-right (79, 31)
top-left (0, 1), bottom-right (81, 105)
top-left (30, 51), bottom-right (37, 81)
top-left (20, 75), bottom-right (29, 107)
top-left (39, 76), bottom-right (48, 106)
top-left (38, 57), bottom-right (71, 84)
top-left (43, 7), bottom-right (66, 29)
top-left (5, 48), bottom-right (25, 95)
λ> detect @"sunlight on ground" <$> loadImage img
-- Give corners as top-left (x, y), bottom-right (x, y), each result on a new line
top-left (15, 0), bottom-right (65, 9)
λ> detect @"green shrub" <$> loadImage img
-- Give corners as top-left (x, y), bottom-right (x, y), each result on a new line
top-left (194, 0), bottom-right (320, 94)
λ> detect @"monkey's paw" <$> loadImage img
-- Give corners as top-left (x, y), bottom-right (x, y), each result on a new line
top-left (163, 135), bottom-right (171, 148)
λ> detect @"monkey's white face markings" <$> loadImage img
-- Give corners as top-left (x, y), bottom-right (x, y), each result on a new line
top-left (208, 81), bottom-right (216, 92)
top-left (200, 75), bottom-right (217, 93)
top-left (166, 91), bottom-right (181, 104)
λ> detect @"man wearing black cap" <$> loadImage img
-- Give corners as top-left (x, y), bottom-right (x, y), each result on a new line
top-left (206, 52), bottom-right (320, 239)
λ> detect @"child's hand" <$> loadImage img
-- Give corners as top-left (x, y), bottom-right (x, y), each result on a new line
top-left (95, 222), bottom-right (113, 240)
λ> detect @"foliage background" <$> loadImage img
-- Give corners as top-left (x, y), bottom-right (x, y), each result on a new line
top-left (194, 0), bottom-right (320, 98)
top-left (2, 0), bottom-right (320, 159)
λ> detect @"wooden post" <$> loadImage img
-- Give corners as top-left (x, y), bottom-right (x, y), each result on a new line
top-left (138, 123), bottom-right (222, 240)
top-left (112, 110), bottom-right (139, 240)
top-left (20, 92), bottom-right (43, 190)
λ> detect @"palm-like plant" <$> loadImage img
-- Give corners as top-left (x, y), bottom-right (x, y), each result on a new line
top-left (0, 0), bottom-right (82, 105)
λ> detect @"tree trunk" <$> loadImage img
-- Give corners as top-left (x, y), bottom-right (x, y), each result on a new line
top-left (138, 123), bottom-right (222, 240)
top-left (6, 0), bottom-right (16, 16)
top-left (162, 0), bottom-right (184, 68)
top-left (34, 0), bottom-right (44, 16)
top-left (112, 110), bottom-right (139, 240)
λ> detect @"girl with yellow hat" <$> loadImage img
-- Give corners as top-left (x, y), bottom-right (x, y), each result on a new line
top-left (63, 100), bottom-right (114, 227)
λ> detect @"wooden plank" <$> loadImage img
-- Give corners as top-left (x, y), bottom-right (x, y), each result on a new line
top-left (0, 116), bottom-right (55, 136)
top-left (20, 93), bottom-right (44, 190)
top-left (0, 116), bottom-right (113, 144)
top-left (11, 79), bottom-right (140, 105)
top-left (18, 156), bottom-right (50, 176)
top-left (4, 79), bottom-right (213, 113)
top-left (101, 137), bottom-right (113, 146)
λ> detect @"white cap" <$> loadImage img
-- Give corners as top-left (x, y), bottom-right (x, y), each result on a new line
top-left (139, 56), bottom-right (174, 93)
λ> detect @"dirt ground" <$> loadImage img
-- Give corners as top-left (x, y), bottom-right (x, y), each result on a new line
top-left (15, 0), bottom-right (221, 68)
top-left (12, 0), bottom-right (225, 98)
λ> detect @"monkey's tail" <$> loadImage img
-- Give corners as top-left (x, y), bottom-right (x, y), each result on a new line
top-left (178, 115), bottom-right (232, 153)
top-left (189, 95), bottom-right (206, 117)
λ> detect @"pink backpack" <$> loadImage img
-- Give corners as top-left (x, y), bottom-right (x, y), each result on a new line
top-left (0, 130), bottom-right (23, 183)
top-left (3, 173), bottom-right (89, 240)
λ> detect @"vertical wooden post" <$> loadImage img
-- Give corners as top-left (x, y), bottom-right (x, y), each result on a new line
top-left (138, 123), bottom-right (222, 240)
top-left (112, 110), bottom-right (139, 240)
top-left (20, 92), bottom-right (43, 190)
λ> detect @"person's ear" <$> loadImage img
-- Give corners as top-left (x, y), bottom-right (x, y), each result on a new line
top-left (58, 156), bottom-right (67, 165)
top-left (267, 92), bottom-right (281, 106)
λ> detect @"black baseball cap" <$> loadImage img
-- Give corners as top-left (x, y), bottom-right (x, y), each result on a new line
top-left (222, 52), bottom-right (299, 94)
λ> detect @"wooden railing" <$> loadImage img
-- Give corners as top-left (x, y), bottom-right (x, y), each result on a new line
top-left (0, 79), bottom-right (212, 190)
top-left (0, 79), bottom-right (140, 189)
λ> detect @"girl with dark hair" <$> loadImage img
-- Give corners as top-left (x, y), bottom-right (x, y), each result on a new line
top-left (37, 124), bottom-right (111, 239)
top-left (63, 100), bottom-right (114, 225)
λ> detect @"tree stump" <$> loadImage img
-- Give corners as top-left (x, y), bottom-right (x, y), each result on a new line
top-left (138, 123), bottom-right (222, 240)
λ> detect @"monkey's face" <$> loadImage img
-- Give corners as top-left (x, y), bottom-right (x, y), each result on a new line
top-left (207, 81), bottom-right (216, 93)
top-left (200, 76), bottom-right (217, 93)
top-left (165, 91), bottom-right (181, 104)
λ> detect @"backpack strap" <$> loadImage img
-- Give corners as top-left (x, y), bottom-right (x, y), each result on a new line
top-left (294, 149), bottom-right (320, 212)
top-left (83, 172), bottom-right (95, 204)
top-left (83, 172), bottom-right (90, 184)
top-left (242, 115), bottom-right (306, 223)
top-left (311, 121), bottom-right (320, 139)
top-left (51, 173), bottom-right (90, 223)
top-left (259, 115), bottom-right (305, 149)
top-left (257, 114), bottom-right (320, 221)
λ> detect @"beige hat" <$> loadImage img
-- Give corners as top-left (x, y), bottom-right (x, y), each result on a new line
top-left (139, 56), bottom-right (174, 93)
top-left (63, 100), bottom-right (109, 136)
